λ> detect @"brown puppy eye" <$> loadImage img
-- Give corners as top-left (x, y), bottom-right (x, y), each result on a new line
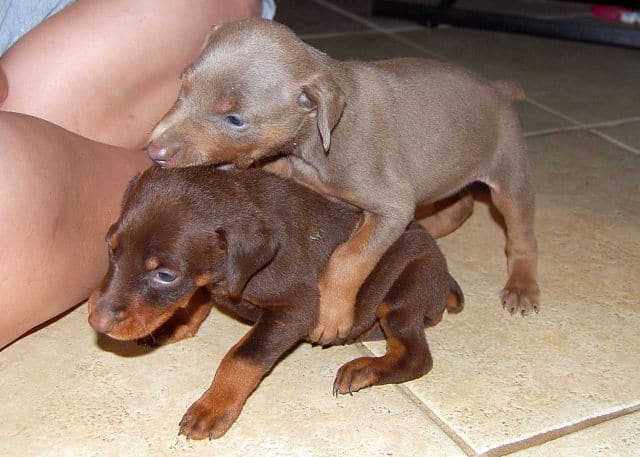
top-left (153, 268), bottom-right (178, 284)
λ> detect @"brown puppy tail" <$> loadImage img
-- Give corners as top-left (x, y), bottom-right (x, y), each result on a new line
top-left (490, 80), bottom-right (526, 102)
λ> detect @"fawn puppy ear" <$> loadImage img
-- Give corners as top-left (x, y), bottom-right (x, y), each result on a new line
top-left (301, 71), bottom-right (345, 152)
top-left (216, 223), bottom-right (277, 300)
top-left (200, 23), bottom-right (222, 53)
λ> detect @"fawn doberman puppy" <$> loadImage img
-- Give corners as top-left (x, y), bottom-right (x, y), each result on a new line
top-left (88, 166), bottom-right (463, 440)
top-left (146, 18), bottom-right (539, 345)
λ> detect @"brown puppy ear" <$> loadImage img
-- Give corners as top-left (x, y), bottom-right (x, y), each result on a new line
top-left (302, 73), bottom-right (345, 152)
top-left (216, 224), bottom-right (278, 300)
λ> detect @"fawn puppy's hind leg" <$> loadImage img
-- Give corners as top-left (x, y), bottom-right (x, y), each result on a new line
top-left (484, 136), bottom-right (540, 316)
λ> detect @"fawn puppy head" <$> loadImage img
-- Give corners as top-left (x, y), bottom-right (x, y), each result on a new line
top-left (147, 18), bottom-right (345, 169)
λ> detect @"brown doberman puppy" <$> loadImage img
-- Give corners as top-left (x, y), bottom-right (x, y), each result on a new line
top-left (146, 18), bottom-right (539, 345)
top-left (88, 166), bottom-right (463, 440)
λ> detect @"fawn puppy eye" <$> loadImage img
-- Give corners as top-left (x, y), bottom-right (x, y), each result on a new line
top-left (298, 92), bottom-right (315, 109)
top-left (225, 114), bottom-right (246, 128)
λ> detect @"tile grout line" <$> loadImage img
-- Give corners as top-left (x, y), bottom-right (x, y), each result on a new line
top-left (299, 24), bottom-right (425, 41)
top-left (358, 336), bottom-right (640, 457)
top-left (524, 116), bottom-right (640, 138)
top-left (354, 342), bottom-right (478, 457)
top-left (309, 0), bottom-right (446, 59)
top-left (312, 0), bottom-right (640, 156)
top-left (589, 129), bottom-right (640, 155)
top-left (394, 383), bottom-right (478, 457)
top-left (525, 97), bottom-right (591, 125)
top-left (481, 402), bottom-right (640, 457)
top-left (524, 98), bottom-right (640, 155)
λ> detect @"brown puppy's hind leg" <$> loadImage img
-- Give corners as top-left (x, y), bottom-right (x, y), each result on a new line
top-left (418, 192), bottom-right (474, 238)
top-left (425, 284), bottom-right (465, 328)
top-left (333, 299), bottom-right (432, 395)
top-left (333, 257), bottom-right (437, 395)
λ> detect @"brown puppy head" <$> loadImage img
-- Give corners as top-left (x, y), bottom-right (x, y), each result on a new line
top-left (147, 18), bottom-right (345, 168)
top-left (88, 166), bottom-right (277, 340)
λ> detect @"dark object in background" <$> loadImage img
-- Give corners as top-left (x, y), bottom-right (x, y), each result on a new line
top-left (373, 0), bottom-right (640, 48)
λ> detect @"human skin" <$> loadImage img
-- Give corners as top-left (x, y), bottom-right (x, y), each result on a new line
top-left (0, 0), bottom-right (262, 349)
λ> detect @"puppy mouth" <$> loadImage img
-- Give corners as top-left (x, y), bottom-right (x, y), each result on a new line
top-left (153, 158), bottom-right (236, 171)
top-left (153, 158), bottom-right (169, 167)
top-left (215, 162), bottom-right (236, 171)
top-left (106, 310), bottom-right (175, 341)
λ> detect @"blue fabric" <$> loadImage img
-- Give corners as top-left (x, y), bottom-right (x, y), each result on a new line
top-left (0, 0), bottom-right (276, 56)
top-left (0, 0), bottom-right (74, 55)
top-left (262, 0), bottom-right (276, 20)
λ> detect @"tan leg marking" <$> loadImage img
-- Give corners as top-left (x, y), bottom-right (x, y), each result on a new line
top-left (179, 329), bottom-right (269, 440)
top-left (333, 303), bottom-right (419, 395)
top-left (311, 214), bottom-right (380, 345)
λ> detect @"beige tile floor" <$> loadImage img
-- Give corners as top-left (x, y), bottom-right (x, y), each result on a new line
top-left (1, 1), bottom-right (639, 456)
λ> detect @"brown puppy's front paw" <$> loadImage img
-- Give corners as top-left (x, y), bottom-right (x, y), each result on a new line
top-left (179, 399), bottom-right (239, 440)
top-left (333, 357), bottom-right (379, 395)
top-left (501, 280), bottom-right (540, 317)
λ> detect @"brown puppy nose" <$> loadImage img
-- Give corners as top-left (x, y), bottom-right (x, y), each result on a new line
top-left (88, 309), bottom-right (114, 334)
top-left (147, 141), bottom-right (178, 165)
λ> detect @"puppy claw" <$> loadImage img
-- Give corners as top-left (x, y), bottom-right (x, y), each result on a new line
top-left (500, 281), bottom-right (540, 317)
top-left (178, 400), bottom-right (237, 440)
top-left (310, 325), bottom-right (340, 346)
top-left (311, 301), bottom-right (355, 345)
top-left (333, 357), bottom-right (379, 395)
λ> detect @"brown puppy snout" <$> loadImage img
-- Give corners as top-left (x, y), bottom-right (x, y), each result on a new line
top-left (88, 307), bottom-right (120, 334)
top-left (87, 293), bottom-right (124, 334)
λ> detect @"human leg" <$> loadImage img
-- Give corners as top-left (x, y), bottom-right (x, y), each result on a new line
top-left (0, 0), bottom-right (263, 149)
top-left (0, 112), bottom-right (151, 349)
top-left (0, 0), bottom-right (264, 348)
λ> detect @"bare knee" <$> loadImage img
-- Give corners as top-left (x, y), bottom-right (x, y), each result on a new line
top-left (0, 112), bottom-right (149, 348)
